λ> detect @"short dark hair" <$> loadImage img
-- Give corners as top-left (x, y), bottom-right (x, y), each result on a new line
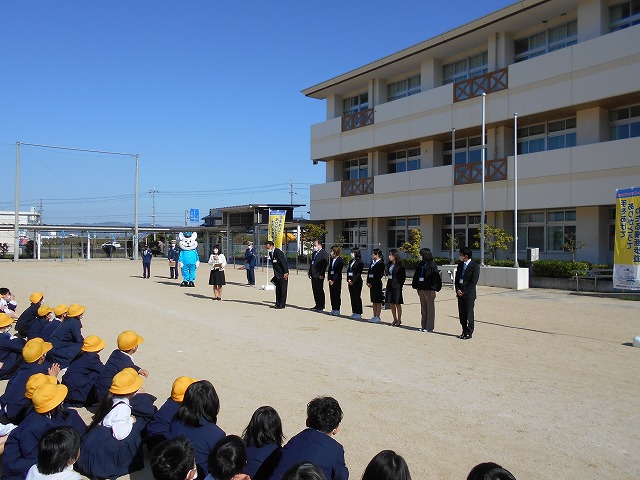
top-left (351, 247), bottom-right (361, 259)
top-left (362, 450), bottom-right (411, 480)
top-left (372, 248), bottom-right (382, 258)
top-left (467, 462), bottom-right (516, 480)
top-left (266, 240), bottom-right (275, 247)
top-left (306, 396), bottom-right (343, 433)
top-left (242, 405), bottom-right (284, 448)
top-left (213, 244), bottom-right (222, 252)
top-left (419, 248), bottom-right (433, 262)
top-left (176, 380), bottom-right (220, 427)
top-left (314, 239), bottom-right (323, 246)
top-left (0, 287), bottom-right (10, 296)
top-left (281, 462), bottom-right (327, 480)
top-left (37, 426), bottom-right (81, 475)
top-left (460, 246), bottom-right (473, 259)
top-left (151, 436), bottom-right (196, 480)
top-left (207, 435), bottom-right (247, 480)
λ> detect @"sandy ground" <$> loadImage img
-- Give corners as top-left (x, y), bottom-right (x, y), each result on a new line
top-left (1, 259), bottom-right (639, 479)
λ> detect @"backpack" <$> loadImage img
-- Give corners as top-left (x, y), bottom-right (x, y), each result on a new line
top-left (430, 267), bottom-right (443, 292)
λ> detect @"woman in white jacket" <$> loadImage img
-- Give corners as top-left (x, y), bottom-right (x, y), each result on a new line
top-left (207, 245), bottom-right (227, 301)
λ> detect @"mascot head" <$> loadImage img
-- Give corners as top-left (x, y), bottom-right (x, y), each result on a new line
top-left (179, 232), bottom-right (198, 251)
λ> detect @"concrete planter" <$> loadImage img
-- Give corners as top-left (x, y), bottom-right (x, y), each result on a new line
top-left (439, 265), bottom-right (530, 290)
top-left (529, 276), bottom-right (614, 293)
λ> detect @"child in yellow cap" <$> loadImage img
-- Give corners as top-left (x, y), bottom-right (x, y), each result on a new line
top-left (39, 304), bottom-right (67, 342)
top-left (0, 312), bottom-right (26, 380)
top-left (146, 376), bottom-right (197, 449)
top-left (95, 330), bottom-right (148, 401)
top-left (61, 335), bottom-right (106, 407)
top-left (48, 303), bottom-right (85, 369)
top-left (77, 368), bottom-right (147, 478)
top-left (15, 292), bottom-right (44, 337)
top-left (27, 304), bottom-right (55, 340)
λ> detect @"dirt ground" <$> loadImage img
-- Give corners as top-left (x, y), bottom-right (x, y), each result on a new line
top-left (1, 259), bottom-right (639, 479)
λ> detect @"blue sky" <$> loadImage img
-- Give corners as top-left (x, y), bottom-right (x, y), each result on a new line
top-left (0, 0), bottom-right (512, 226)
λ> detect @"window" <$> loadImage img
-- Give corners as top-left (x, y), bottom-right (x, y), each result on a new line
top-left (443, 52), bottom-right (488, 85)
top-left (388, 148), bottom-right (420, 174)
top-left (443, 136), bottom-right (485, 166)
top-left (388, 218), bottom-right (420, 249)
top-left (441, 215), bottom-right (482, 250)
top-left (610, 0), bottom-right (640, 31)
top-left (608, 207), bottom-right (616, 251)
top-left (517, 118), bottom-right (576, 154)
top-left (343, 93), bottom-right (369, 116)
top-left (342, 220), bottom-right (368, 249)
top-left (517, 210), bottom-right (576, 252)
top-left (387, 75), bottom-right (421, 101)
top-left (609, 105), bottom-right (640, 140)
top-left (343, 157), bottom-right (368, 181)
top-left (514, 20), bottom-right (577, 62)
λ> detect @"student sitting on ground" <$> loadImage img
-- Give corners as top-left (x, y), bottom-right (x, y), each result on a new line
top-left (27, 306), bottom-right (55, 342)
top-left (39, 305), bottom-right (66, 342)
top-left (467, 462), bottom-right (516, 480)
top-left (61, 335), bottom-right (106, 407)
top-left (242, 405), bottom-right (284, 480)
top-left (77, 368), bottom-right (149, 479)
top-left (281, 463), bottom-right (327, 480)
top-left (0, 287), bottom-right (18, 319)
top-left (48, 304), bottom-right (85, 369)
top-left (25, 426), bottom-right (82, 480)
top-left (269, 397), bottom-right (348, 480)
top-left (0, 338), bottom-right (60, 424)
top-left (150, 436), bottom-right (197, 480)
top-left (0, 312), bottom-right (26, 380)
top-left (147, 376), bottom-right (197, 450)
top-left (16, 292), bottom-right (45, 338)
top-left (168, 380), bottom-right (225, 477)
top-left (205, 435), bottom-right (249, 480)
top-left (361, 450), bottom-right (411, 480)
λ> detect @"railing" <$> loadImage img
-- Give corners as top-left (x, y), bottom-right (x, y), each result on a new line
top-left (455, 158), bottom-right (507, 185)
top-left (341, 177), bottom-right (374, 197)
top-left (453, 67), bottom-right (508, 102)
top-left (341, 108), bottom-right (374, 132)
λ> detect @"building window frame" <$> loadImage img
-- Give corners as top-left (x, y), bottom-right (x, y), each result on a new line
top-left (517, 117), bottom-right (576, 154)
top-left (610, 0), bottom-right (640, 32)
top-left (343, 92), bottom-right (369, 116)
top-left (443, 136), bottom-right (485, 166)
top-left (514, 19), bottom-right (577, 63)
top-left (387, 147), bottom-right (421, 174)
top-left (609, 104), bottom-right (640, 141)
top-left (387, 75), bottom-right (421, 102)
top-left (442, 51), bottom-right (488, 85)
top-left (441, 214), bottom-right (482, 250)
top-left (343, 157), bottom-right (369, 181)
top-left (388, 217), bottom-right (420, 249)
top-left (517, 209), bottom-right (576, 253)
top-left (342, 220), bottom-right (368, 249)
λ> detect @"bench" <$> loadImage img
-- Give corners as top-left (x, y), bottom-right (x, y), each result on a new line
top-left (572, 268), bottom-right (613, 292)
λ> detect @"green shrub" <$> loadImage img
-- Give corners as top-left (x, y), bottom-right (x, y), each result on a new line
top-left (402, 258), bottom-right (421, 269)
top-left (590, 263), bottom-right (613, 270)
top-left (434, 256), bottom-right (453, 265)
top-left (531, 260), bottom-right (589, 278)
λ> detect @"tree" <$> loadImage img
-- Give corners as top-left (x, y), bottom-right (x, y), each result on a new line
top-left (562, 231), bottom-right (586, 261)
top-left (444, 233), bottom-right (459, 252)
top-left (400, 228), bottom-right (422, 261)
top-left (301, 223), bottom-right (327, 256)
top-left (473, 224), bottom-right (514, 261)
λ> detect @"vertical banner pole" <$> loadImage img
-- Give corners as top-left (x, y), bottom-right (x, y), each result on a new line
top-left (480, 93), bottom-right (486, 266)
top-left (514, 113), bottom-right (519, 267)
top-left (451, 127), bottom-right (456, 263)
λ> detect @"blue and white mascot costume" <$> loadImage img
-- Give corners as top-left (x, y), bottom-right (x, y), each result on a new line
top-left (178, 232), bottom-right (200, 287)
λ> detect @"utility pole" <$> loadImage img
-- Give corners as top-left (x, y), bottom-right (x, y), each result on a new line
top-left (289, 178), bottom-right (294, 205)
top-left (149, 188), bottom-right (158, 242)
top-left (38, 198), bottom-right (43, 224)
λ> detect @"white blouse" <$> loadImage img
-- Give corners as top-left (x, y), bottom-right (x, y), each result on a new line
top-left (208, 253), bottom-right (227, 271)
top-left (101, 396), bottom-right (135, 440)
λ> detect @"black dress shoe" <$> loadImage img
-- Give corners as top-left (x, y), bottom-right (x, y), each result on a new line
top-left (457, 333), bottom-right (466, 339)
top-left (274, 305), bottom-right (285, 309)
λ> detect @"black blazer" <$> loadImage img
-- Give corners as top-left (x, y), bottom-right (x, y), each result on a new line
top-left (347, 258), bottom-right (363, 283)
top-left (386, 263), bottom-right (406, 288)
top-left (366, 260), bottom-right (385, 285)
top-left (309, 249), bottom-right (329, 279)
top-left (270, 248), bottom-right (289, 279)
top-left (412, 260), bottom-right (440, 290)
top-left (455, 260), bottom-right (480, 299)
top-left (327, 257), bottom-right (344, 283)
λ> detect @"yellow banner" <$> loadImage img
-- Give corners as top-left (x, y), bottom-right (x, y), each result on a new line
top-left (269, 210), bottom-right (287, 249)
top-left (614, 187), bottom-right (640, 290)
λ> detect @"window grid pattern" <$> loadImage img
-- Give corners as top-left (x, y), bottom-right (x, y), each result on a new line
top-left (610, 0), bottom-right (640, 31)
top-left (388, 218), bottom-right (420, 249)
top-left (343, 157), bottom-right (368, 181)
top-left (609, 105), bottom-right (640, 141)
top-left (441, 215), bottom-right (482, 250)
top-left (514, 20), bottom-right (577, 63)
top-left (388, 147), bottom-right (421, 174)
top-left (342, 220), bottom-right (368, 249)
top-left (443, 52), bottom-right (488, 85)
top-left (443, 136), bottom-right (485, 166)
top-left (517, 118), bottom-right (576, 154)
top-left (343, 93), bottom-right (369, 116)
top-left (387, 75), bottom-right (421, 102)
top-left (517, 210), bottom-right (576, 252)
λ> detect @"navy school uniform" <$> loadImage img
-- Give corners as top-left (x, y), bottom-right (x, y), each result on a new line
top-left (0, 361), bottom-right (51, 424)
top-left (38, 319), bottom-right (61, 342)
top-left (268, 428), bottom-right (349, 480)
top-left (0, 332), bottom-right (26, 380)
top-left (245, 443), bottom-right (281, 480)
top-left (51, 407), bottom-right (87, 435)
top-left (26, 317), bottom-right (48, 341)
top-left (61, 351), bottom-right (104, 406)
top-left (15, 303), bottom-right (40, 338)
top-left (1, 410), bottom-right (54, 480)
top-left (146, 397), bottom-right (180, 449)
top-left (48, 317), bottom-right (83, 368)
top-left (169, 417), bottom-right (225, 476)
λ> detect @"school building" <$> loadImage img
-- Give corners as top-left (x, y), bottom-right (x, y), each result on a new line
top-left (303, 0), bottom-right (640, 264)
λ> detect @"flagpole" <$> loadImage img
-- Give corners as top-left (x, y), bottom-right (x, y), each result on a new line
top-left (451, 127), bottom-right (456, 263)
top-left (513, 113), bottom-right (519, 268)
top-left (480, 92), bottom-right (486, 266)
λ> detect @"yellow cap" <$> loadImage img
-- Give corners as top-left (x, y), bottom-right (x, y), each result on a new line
top-left (30, 292), bottom-right (44, 304)
top-left (0, 313), bottom-right (13, 328)
top-left (117, 330), bottom-right (144, 351)
top-left (53, 304), bottom-right (68, 317)
top-left (25, 373), bottom-right (57, 399)
top-left (37, 305), bottom-right (53, 317)
top-left (67, 304), bottom-right (85, 318)
top-left (23, 338), bottom-right (53, 363)
top-left (171, 376), bottom-right (197, 402)
top-left (109, 367), bottom-right (143, 395)
top-left (32, 383), bottom-right (68, 413)
top-left (82, 335), bottom-right (106, 353)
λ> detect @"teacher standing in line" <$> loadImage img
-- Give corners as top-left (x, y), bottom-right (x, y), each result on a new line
top-left (309, 239), bottom-right (329, 312)
top-left (455, 246), bottom-right (480, 339)
top-left (347, 247), bottom-right (364, 319)
top-left (267, 240), bottom-right (289, 309)
top-left (327, 245), bottom-right (344, 316)
top-left (244, 242), bottom-right (257, 286)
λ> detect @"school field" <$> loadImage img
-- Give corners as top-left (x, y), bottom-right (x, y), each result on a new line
top-left (1, 259), bottom-right (639, 479)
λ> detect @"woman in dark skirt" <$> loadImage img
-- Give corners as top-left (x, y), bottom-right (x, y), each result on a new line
top-left (385, 249), bottom-right (406, 327)
top-left (207, 245), bottom-right (227, 301)
top-left (367, 249), bottom-right (385, 323)
top-left (347, 247), bottom-right (364, 319)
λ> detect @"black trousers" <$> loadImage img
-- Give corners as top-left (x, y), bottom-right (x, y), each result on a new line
top-left (169, 266), bottom-right (178, 279)
top-left (142, 263), bottom-right (150, 278)
top-left (274, 278), bottom-right (288, 307)
top-left (457, 295), bottom-right (475, 335)
top-left (348, 280), bottom-right (363, 314)
top-left (329, 281), bottom-right (342, 311)
top-left (311, 278), bottom-right (325, 309)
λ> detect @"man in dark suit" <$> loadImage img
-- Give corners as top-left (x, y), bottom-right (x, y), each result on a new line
top-left (308, 239), bottom-right (329, 311)
top-left (455, 246), bottom-right (480, 339)
top-left (268, 396), bottom-right (348, 480)
top-left (267, 241), bottom-right (289, 309)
